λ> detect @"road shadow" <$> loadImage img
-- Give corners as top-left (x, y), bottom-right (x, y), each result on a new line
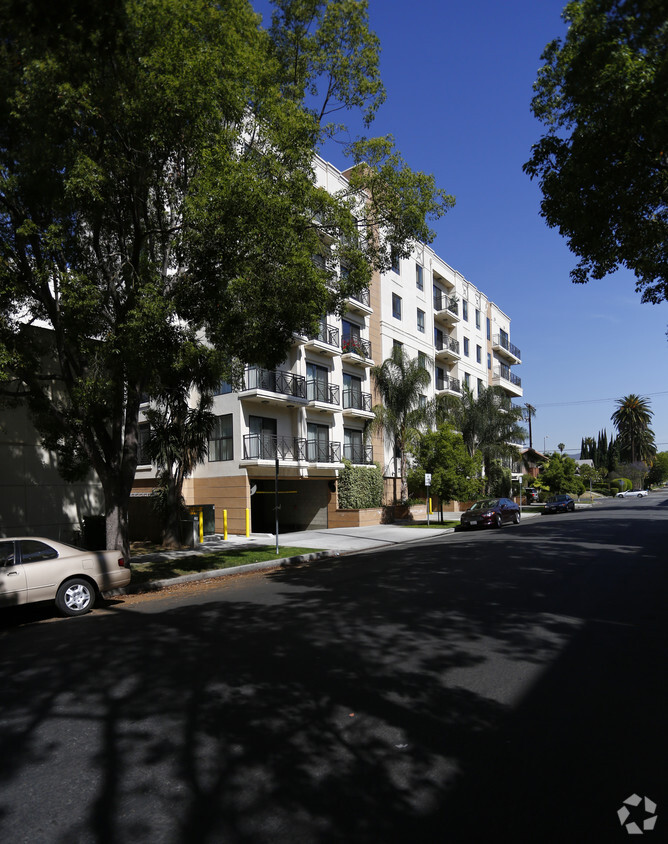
top-left (0, 501), bottom-right (666, 842)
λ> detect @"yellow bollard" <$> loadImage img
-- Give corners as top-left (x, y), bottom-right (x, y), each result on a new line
top-left (198, 510), bottom-right (204, 544)
top-left (245, 508), bottom-right (250, 538)
top-left (429, 497), bottom-right (432, 514)
top-left (223, 509), bottom-right (228, 540)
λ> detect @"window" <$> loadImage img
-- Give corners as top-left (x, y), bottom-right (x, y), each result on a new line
top-left (392, 292), bottom-right (402, 320)
top-left (475, 309), bottom-right (481, 330)
top-left (307, 422), bottom-right (330, 462)
top-left (248, 416), bottom-right (276, 459)
top-left (416, 264), bottom-right (424, 291)
top-left (138, 422), bottom-right (151, 465)
top-left (418, 351), bottom-right (428, 370)
top-left (487, 352), bottom-right (492, 370)
top-left (306, 362), bottom-right (329, 402)
top-left (214, 380), bottom-right (233, 396)
top-left (486, 317), bottom-right (491, 340)
top-left (478, 378), bottom-right (484, 396)
top-left (462, 300), bottom-right (468, 321)
top-left (20, 540), bottom-right (58, 563)
top-left (0, 541), bottom-right (15, 565)
top-left (463, 337), bottom-right (470, 357)
top-left (476, 344), bottom-right (482, 364)
top-left (417, 308), bottom-right (425, 333)
top-left (419, 394), bottom-right (427, 409)
top-left (391, 248), bottom-right (400, 274)
top-left (344, 428), bottom-right (365, 463)
top-left (208, 414), bottom-right (233, 461)
top-left (464, 372), bottom-right (470, 388)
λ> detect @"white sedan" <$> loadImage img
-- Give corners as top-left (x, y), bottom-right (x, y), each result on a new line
top-left (616, 489), bottom-right (649, 498)
top-left (0, 537), bottom-right (131, 616)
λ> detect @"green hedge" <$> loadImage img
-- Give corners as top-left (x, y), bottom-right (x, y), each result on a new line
top-left (337, 460), bottom-right (384, 509)
top-left (609, 477), bottom-right (632, 494)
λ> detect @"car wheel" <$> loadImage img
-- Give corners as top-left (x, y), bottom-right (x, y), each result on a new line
top-left (637, 493), bottom-right (643, 498)
top-left (56, 578), bottom-right (96, 617)
top-left (513, 511), bottom-right (521, 524)
top-left (494, 514), bottom-right (503, 529)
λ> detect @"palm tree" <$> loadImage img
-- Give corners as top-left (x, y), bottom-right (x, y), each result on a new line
top-left (558, 442), bottom-right (565, 454)
top-left (524, 403), bottom-right (537, 449)
top-left (611, 394), bottom-right (656, 464)
top-left (370, 345), bottom-right (432, 503)
top-left (437, 386), bottom-right (526, 493)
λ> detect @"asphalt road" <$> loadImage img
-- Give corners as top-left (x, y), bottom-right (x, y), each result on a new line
top-left (1, 492), bottom-right (667, 843)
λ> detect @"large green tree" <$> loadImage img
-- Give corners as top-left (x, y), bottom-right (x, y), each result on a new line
top-left (436, 386), bottom-right (526, 493)
top-left (611, 394), bottom-right (656, 463)
top-left (524, 0), bottom-right (668, 302)
top-left (540, 452), bottom-right (585, 496)
top-left (370, 345), bottom-right (432, 504)
top-left (0, 0), bottom-right (453, 556)
top-left (407, 424), bottom-right (483, 507)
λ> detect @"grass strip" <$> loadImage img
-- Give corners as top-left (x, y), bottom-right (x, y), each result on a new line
top-left (130, 546), bottom-right (318, 585)
top-left (397, 521), bottom-right (459, 529)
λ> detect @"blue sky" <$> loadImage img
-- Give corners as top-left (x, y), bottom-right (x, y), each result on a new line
top-left (255, 0), bottom-right (668, 455)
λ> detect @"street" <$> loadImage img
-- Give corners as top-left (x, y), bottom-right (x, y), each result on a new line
top-left (1, 493), bottom-right (667, 843)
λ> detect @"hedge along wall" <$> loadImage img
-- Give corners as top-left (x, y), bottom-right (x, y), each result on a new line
top-left (337, 461), bottom-right (384, 510)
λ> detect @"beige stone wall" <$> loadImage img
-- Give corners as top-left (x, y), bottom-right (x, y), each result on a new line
top-left (189, 475), bottom-right (250, 535)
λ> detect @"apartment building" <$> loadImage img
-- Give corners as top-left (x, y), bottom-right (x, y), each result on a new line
top-left (132, 155), bottom-right (523, 534)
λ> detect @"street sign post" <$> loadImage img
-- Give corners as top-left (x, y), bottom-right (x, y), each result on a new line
top-left (425, 473), bottom-right (432, 526)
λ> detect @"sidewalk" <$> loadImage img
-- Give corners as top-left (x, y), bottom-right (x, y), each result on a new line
top-left (119, 511), bottom-right (542, 596)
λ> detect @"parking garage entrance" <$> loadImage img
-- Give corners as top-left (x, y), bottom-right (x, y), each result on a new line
top-left (250, 478), bottom-right (331, 533)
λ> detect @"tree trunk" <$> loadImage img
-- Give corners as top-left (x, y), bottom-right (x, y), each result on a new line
top-left (162, 479), bottom-right (183, 549)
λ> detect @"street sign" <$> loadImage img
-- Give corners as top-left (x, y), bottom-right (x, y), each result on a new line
top-left (425, 473), bottom-right (432, 487)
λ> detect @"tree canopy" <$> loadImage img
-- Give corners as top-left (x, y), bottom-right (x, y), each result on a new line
top-left (0, 0), bottom-right (453, 554)
top-left (611, 394), bottom-right (656, 464)
top-left (524, 0), bottom-right (668, 302)
top-left (407, 424), bottom-right (483, 505)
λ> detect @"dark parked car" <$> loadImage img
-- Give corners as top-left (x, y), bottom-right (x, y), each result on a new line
top-left (460, 497), bottom-right (521, 529)
top-left (543, 494), bottom-right (575, 514)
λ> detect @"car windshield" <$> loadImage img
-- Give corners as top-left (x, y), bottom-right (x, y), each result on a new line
top-left (470, 499), bottom-right (499, 510)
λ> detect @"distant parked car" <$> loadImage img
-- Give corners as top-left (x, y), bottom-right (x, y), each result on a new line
top-left (460, 497), bottom-right (521, 529)
top-left (0, 537), bottom-right (131, 617)
top-left (525, 487), bottom-right (540, 504)
top-left (543, 494), bottom-right (575, 514)
top-left (616, 489), bottom-right (649, 498)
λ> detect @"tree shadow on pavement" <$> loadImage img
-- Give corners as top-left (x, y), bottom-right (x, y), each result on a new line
top-left (0, 501), bottom-right (666, 842)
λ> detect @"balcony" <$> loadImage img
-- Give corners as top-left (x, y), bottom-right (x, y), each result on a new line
top-left (344, 286), bottom-right (372, 317)
top-left (342, 389), bottom-right (374, 419)
top-left (304, 322), bottom-right (340, 356)
top-left (242, 434), bottom-right (306, 463)
top-left (307, 380), bottom-right (340, 410)
top-left (493, 334), bottom-right (522, 364)
top-left (433, 291), bottom-right (460, 325)
top-left (240, 367), bottom-right (307, 406)
top-left (434, 335), bottom-right (460, 362)
top-left (343, 443), bottom-right (374, 464)
top-left (341, 336), bottom-right (373, 367)
top-left (306, 440), bottom-right (342, 464)
top-left (435, 374), bottom-right (462, 395)
top-left (493, 364), bottom-right (523, 397)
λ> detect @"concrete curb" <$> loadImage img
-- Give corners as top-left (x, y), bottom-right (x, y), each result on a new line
top-left (103, 549), bottom-right (335, 597)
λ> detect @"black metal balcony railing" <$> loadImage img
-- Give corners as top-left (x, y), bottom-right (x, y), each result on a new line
top-left (494, 334), bottom-right (521, 360)
top-left (434, 335), bottom-right (460, 355)
top-left (341, 335), bottom-right (372, 358)
top-left (436, 374), bottom-right (462, 393)
top-left (348, 287), bottom-right (370, 307)
top-left (343, 389), bottom-right (372, 412)
top-left (243, 366), bottom-right (306, 399)
top-left (344, 443), bottom-right (373, 464)
top-left (307, 440), bottom-right (341, 463)
top-left (243, 434), bottom-right (306, 461)
top-left (433, 292), bottom-right (459, 316)
top-left (497, 364), bottom-right (522, 388)
top-left (309, 322), bottom-right (340, 348)
top-left (307, 380), bottom-right (340, 405)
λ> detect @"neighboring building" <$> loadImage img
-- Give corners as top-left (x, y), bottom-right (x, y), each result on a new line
top-left (132, 155), bottom-right (524, 534)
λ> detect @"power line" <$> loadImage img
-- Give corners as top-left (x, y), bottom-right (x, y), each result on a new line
top-left (534, 390), bottom-right (668, 409)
